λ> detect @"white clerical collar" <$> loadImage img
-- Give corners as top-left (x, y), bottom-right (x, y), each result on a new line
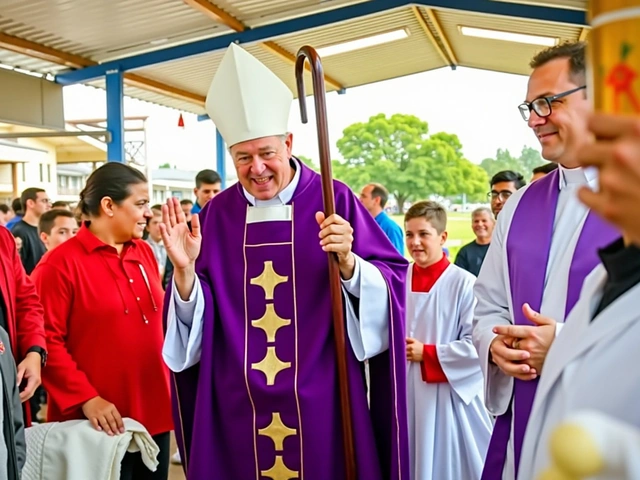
top-left (242, 157), bottom-right (301, 206)
top-left (558, 164), bottom-right (597, 189)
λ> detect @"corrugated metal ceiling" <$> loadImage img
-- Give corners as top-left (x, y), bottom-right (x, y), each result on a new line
top-left (217, 0), bottom-right (369, 27)
top-left (0, 0), bottom-right (231, 61)
top-left (434, 7), bottom-right (582, 76)
top-left (0, 48), bottom-right (63, 76)
top-left (132, 6), bottom-right (444, 109)
top-left (0, 0), bottom-right (587, 115)
top-left (494, 0), bottom-right (586, 11)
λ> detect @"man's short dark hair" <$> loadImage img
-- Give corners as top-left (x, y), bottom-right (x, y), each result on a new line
top-left (490, 171), bottom-right (526, 190)
top-left (532, 163), bottom-right (559, 175)
top-left (11, 198), bottom-right (22, 215)
top-left (21, 187), bottom-right (45, 211)
top-left (150, 204), bottom-right (163, 211)
top-left (51, 201), bottom-right (69, 209)
top-left (38, 209), bottom-right (74, 235)
top-left (369, 183), bottom-right (389, 209)
top-left (0, 204), bottom-right (9, 215)
top-left (195, 170), bottom-right (221, 189)
top-left (180, 199), bottom-right (194, 206)
top-left (530, 41), bottom-right (586, 86)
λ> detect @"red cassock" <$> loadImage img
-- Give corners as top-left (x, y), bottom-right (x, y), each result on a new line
top-left (411, 255), bottom-right (450, 384)
top-left (31, 225), bottom-right (173, 436)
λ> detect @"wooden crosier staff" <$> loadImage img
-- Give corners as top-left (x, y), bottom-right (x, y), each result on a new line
top-left (295, 46), bottom-right (357, 480)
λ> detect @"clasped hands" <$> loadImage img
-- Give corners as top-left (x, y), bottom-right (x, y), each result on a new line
top-left (489, 304), bottom-right (557, 381)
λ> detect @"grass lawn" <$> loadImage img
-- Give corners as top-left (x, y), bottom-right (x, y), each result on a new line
top-left (391, 212), bottom-right (475, 261)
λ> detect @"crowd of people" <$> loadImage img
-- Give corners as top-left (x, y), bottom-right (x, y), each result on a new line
top-left (0, 38), bottom-right (638, 480)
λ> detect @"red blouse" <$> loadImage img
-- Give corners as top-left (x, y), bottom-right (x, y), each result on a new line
top-left (31, 225), bottom-right (173, 436)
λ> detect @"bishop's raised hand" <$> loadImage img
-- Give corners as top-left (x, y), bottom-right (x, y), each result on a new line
top-left (160, 197), bottom-right (202, 271)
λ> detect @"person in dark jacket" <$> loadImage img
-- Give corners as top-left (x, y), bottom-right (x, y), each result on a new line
top-left (0, 326), bottom-right (26, 479)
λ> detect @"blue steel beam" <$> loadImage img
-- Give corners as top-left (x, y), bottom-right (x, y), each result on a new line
top-left (55, 0), bottom-right (586, 86)
top-left (216, 128), bottom-right (226, 189)
top-left (106, 69), bottom-right (125, 162)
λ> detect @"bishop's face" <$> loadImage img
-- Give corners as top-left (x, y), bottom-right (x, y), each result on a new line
top-left (231, 134), bottom-right (295, 201)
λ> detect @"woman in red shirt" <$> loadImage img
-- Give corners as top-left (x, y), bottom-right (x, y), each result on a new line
top-left (31, 163), bottom-right (173, 480)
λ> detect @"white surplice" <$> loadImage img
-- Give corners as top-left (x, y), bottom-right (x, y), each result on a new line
top-left (472, 166), bottom-right (597, 479)
top-left (163, 157), bottom-right (392, 372)
top-left (518, 264), bottom-right (640, 480)
top-left (407, 263), bottom-right (493, 480)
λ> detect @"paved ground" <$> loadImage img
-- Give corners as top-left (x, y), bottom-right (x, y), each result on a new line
top-left (168, 432), bottom-right (186, 480)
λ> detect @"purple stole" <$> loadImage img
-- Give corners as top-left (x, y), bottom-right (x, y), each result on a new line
top-left (481, 169), bottom-right (619, 479)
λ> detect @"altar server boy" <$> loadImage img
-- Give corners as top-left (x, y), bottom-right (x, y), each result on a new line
top-left (404, 201), bottom-right (492, 480)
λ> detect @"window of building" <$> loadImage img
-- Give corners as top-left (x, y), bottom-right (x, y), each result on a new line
top-left (171, 191), bottom-right (183, 199)
top-left (39, 164), bottom-right (44, 182)
top-left (21, 163), bottom-right (26, 182)
top-left (47, 164), bottom-right (51, 183)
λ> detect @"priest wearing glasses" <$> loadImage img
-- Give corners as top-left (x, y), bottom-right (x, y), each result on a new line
top-left (161, 43), bottom-right (409, 480)
top-left (472, 41), bottom-right (619, 480)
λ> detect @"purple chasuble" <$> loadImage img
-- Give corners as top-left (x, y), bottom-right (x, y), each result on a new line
top-left (481, 168), bottom-right (619, 480)
top-left (164, 161), bottom-right (410, 480)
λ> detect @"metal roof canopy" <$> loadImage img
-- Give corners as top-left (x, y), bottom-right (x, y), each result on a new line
top-left (0, 0), bottom-right (589, 175)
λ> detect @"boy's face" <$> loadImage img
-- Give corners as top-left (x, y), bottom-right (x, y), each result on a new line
top-left (41, 216), bottom-right (78, 251)
top-left (405, 217), bottom-right (447, 268)
top-left (146, 214), bottom-right (162, 242)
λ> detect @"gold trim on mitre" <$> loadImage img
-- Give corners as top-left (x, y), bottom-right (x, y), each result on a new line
top-left (205, 43), bottom-right (293, 147)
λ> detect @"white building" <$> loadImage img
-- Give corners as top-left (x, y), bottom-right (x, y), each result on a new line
top-left (0, 123), bottom-right (106, 206)
top-left (150, 168), bottom-right (197, 205)
top-left (56, 164), bottom-right (94, 203)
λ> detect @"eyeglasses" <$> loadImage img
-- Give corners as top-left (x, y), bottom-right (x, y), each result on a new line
top-left (518, 85), bottom-right (586, 121)
top-left (488, 190), bottom-right (513, 201)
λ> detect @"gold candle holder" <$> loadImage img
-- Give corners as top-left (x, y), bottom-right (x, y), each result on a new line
top-left (588, 0), bottom-right (640, 114)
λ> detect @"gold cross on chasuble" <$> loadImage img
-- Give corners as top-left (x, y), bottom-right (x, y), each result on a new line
top-left (251, 260), bottom-right (289, 300)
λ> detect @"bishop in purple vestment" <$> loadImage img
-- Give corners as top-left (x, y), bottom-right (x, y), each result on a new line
top-left (160, 43), bottom-right (410, 480)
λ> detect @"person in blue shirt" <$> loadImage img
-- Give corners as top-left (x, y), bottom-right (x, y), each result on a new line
top-left (359, 183), bottom-right (404, 255)
top-left (190, 169), bottom-right (222, 214)
top-left (5, 198), bottom-right (23, 230)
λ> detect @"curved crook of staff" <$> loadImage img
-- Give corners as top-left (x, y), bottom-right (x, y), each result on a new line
top-left (295, 45), bottom-right (357, 480)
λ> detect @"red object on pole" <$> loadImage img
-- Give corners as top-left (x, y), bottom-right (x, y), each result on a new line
top-left (295, 46), bottom-right (357, 480)
top-left (177, 113), bottom-right (185, 128)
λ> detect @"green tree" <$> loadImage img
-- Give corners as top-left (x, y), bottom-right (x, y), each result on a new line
top-left (159, 162), bottom-right (172, 169)
top-left (297, 155), bottom-right (319, 171)
top-left (334, 114), bottom-right (487, 212)
top-left (480, 146), bottom-right (544, 180)
top-left (519, 146), bottom-right (546, 174)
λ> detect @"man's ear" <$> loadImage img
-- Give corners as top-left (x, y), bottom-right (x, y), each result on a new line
top-left (284, 132), bottom-right (294, 157)
top-left (39, 232), bottom-right (48, 246)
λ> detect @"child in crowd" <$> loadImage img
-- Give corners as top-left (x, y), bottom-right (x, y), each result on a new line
top-left (404, 200), bottom-right (492, 480)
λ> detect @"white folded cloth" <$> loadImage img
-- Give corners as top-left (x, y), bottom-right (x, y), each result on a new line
top-left (23, 418), bottom-right (159, 480)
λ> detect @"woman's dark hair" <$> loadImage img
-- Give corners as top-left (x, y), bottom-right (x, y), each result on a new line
top-left (78, 163), bottom-right (147, 217)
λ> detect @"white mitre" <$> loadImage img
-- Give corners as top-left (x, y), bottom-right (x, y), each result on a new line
top-left (205, 43), bottom-right (293, 147)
